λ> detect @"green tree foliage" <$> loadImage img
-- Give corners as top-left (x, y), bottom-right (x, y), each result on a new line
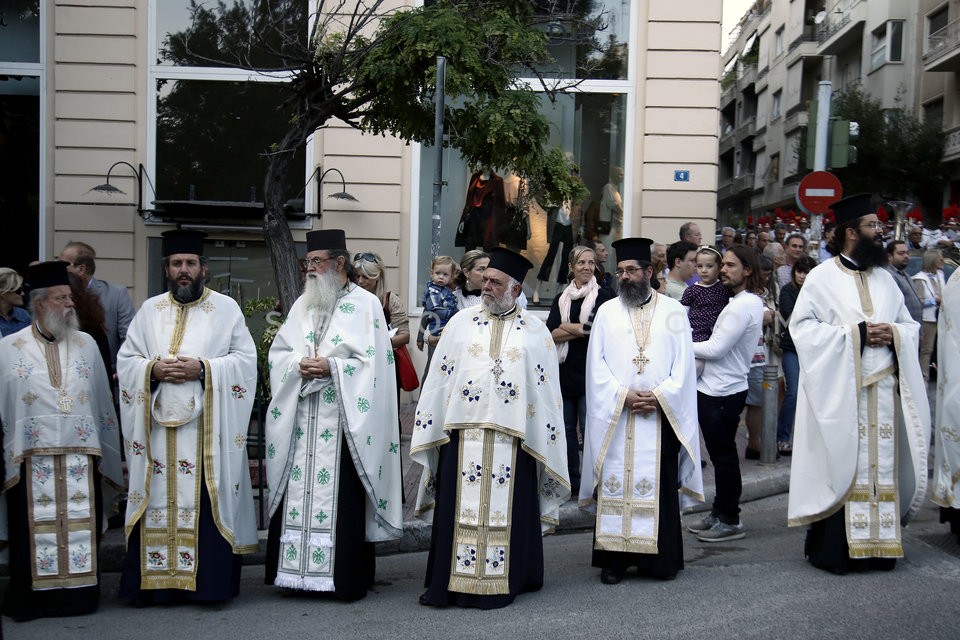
top-left (831, 87), bottom-right (945, 220)
top-left (162, 0), bottom-right (610, 311)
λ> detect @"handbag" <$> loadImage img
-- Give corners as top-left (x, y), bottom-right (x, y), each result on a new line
top-left (394, 344), bottom-right (420, 392)
top-left (384, 293), bottom-right (419, 392)
top-left (595, 219), bottom-right (612, 236)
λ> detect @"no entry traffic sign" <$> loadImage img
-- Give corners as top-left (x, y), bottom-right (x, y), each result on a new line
top-left (796, 171), bottom-right (842, 215)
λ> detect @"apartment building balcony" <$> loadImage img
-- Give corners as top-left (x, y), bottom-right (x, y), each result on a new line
top-left (925, 18), bottom-right (960, 73)
top-left (817, 0), bottom-right (866, 56)
top-left (756, 65), bottom-right (769, 92)
top-left (734, 173), bottom-right (756, 194)
top-left (944, 124), bottom-right (960, 162)
top-left (721, 83), bottom-right (736, 108)
top-left (783, 106), bottom-right (808, 133)
top-left (717, 179), bottom-right (734, 202)
top-left (736, 116), bottom-right (757, 140)
top-left (738, 64), bottom-right (757, 91)
top-left (719, 130), bottom-right (735, 155)
top-left (786, 26), bottom-right (821, 67)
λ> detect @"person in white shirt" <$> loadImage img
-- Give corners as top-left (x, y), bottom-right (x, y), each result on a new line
top-left (912, 249), bottom-right (946, 382)
top-left (685, 245), bottom-right (764, 543)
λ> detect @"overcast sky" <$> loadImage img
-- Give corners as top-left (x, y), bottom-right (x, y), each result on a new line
top-left (722, 0), bottom-right (757, 52)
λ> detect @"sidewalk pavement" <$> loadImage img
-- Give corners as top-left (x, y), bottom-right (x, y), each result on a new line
top-left (94, 401), bottom-right (793, 572)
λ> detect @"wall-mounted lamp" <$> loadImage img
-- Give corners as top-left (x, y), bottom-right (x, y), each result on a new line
top-left (309, 166), bottom-right (359, 202)
top-left (88, 161), bottom-right (156, 217)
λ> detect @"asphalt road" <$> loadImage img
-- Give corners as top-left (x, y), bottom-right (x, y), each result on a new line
top-left (6, 494), bottom-right (960, 640)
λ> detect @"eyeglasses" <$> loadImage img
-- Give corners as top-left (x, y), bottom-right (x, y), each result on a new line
top-left (354, 252), bottom-right (380, 263)
top-left (303, 256), bottom-right (334, 268)
top-left (859, 221), bottom-right (883, 230)
top-left (615, 266), bottom-right (644, 277)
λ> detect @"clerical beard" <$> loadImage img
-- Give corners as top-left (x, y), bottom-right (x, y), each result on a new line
top-left (619, 279), bottom-right (651, 308)
top-left (44, 306), bottom-right (80, 340)
top-left (850, 230), bottom-right (887, 268)
top-left (168, 274), bottom-right (205, 304)
top-left (481, 287), bottom-right (517, 315)
top-left (303, 269), bottom-right (342, 315)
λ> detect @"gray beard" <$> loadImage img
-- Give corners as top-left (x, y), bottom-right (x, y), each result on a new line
top-left (303, 269), bottom-right (342, 313)
top-left (169, 276), bottom-right (205, 303)
top-left (481, 288), bottom-right (517, 315)
top-left (619, 279), bottom-right (651, 308)
top-left (44, 307), bottom-right (80, 340)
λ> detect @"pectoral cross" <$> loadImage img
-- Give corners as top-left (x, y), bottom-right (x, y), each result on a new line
top-left (632, 349), bottom-right (649, 374)
top-left (491, 358), bottom-right (504, 383)
top-left (57, 390), bottom-right (73, 414)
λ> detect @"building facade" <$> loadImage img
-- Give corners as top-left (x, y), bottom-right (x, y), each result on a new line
top-left (1, 0), bottom-right (721, 321)
top-left (719, 0), bottom-right (960, 226)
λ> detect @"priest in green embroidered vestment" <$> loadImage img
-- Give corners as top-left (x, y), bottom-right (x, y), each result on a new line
top-left (118, 230), bottom-right (259, 604)
top-left (0, 260), bottom-right (123, 620)
top-left (412, 248), bottom-right (569, 609)
top-left (265, 229), bottom-right (402, 601)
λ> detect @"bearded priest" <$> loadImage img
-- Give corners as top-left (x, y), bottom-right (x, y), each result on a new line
top-left (264, 229), bottom-right (402, 601)
top-left (788, 193), bottom-right (930, 574)
top-left (118, 230), bottom-right (259, 604)
top-left (412, 247), bottom-right (569, 609)
top-left (0, 260), bottom-right (123, 620)
top-left (581, 237), bottom-right (702, 584)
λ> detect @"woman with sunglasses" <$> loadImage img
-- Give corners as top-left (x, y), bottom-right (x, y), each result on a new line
top-left (353, 251), bottom-right (411, 388)
top-left (0, 268), bottom-right (30, 337)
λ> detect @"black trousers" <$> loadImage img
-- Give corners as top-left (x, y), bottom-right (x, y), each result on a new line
top-left (697, 390), bottom-right (747, 524)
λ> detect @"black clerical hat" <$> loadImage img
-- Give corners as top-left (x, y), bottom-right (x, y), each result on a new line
top-left (611, 237), bottom-right (654, 264)
top-left (487, 247), bottom-right (533, 283)
top-left (27, 261), bottom-right (70, 289)
top-left (830, 193), bottom-right (874, 226)
top-left (162, 230), bottom-right (206, 256)
top-left (306, 229), bottom-right (346, 253)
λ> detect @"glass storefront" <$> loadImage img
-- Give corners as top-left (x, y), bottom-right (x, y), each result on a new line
top-left (416, 92), bottom-right (627, 307)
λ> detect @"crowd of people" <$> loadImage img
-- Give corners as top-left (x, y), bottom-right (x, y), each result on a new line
top-left (1, 195), bottom-right (959, 620)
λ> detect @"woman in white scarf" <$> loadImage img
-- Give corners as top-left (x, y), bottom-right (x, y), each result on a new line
top-left (545, 246), bottom-right (616, 495)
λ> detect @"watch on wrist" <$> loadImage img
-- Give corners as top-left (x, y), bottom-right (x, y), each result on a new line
top-left (198, 362), bottom-right (206, 381)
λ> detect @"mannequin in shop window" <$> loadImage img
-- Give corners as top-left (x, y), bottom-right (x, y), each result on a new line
top-left (598, 166), bottom-right (624, 247)
top-left (455, 169), bottom-right (506, 251)
top-left (533, 164), bottom-right (583, 305)
top-left (498, 171), bottom-right (531, 252)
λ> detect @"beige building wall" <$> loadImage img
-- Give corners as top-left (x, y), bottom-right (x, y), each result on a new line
top-left (639, 0), bottom-right (723, 245)
top-left (51, 0), bottom-right (144, 292)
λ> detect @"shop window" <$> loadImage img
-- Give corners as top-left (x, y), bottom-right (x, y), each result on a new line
top-left (416, 92), bottom-right (627, 307)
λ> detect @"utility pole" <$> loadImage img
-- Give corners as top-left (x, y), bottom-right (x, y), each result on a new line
top-left (431, 56), bottom-right (446, 259)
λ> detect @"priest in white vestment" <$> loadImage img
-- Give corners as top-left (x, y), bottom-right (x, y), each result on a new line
top-left (582, 238), bottom-right (702, 584)
top-left (0, 261), bottom-right (123, 620)
top-left (787, 194), bottom-right (929, 574)
top-left (118, 230), bottom-right (259, 603)
top-left (412, 248), bottom-right (569, 609)
top-left (265, 229), bottom-right (402, 601)
top-left (933, 268), bottom-right (960, 542)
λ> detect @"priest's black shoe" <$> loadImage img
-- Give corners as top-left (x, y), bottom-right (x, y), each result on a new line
top-left (600, 568), bottom-right (626, 585)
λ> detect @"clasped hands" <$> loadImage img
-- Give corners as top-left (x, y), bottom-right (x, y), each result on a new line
top-left (865, 322), bottom-right (894, 349)
top-left (299, 356), bottom-right (331, 380)
top-left (152, 356), bottom-right (202, 383)
top-left (625, 388), bottom-right (659, 418)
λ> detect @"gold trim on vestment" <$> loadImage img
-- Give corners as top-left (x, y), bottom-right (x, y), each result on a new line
top-left (449, 429), bottom-right (516, 596)
top-left (26, 454), bottom-right (99, 589)
top-left (166, 289), bottom-right (211, 357)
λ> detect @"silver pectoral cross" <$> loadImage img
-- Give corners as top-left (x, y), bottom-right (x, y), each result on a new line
top-left (632, 350), bottom-right (649, 374)
top-left (491, 358), bottom-right (504, 383)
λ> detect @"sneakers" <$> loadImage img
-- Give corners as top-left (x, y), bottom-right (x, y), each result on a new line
top-left (686, 513), bottom-right (719, 533)
top-left (697, 520), bottom-right (746, 542)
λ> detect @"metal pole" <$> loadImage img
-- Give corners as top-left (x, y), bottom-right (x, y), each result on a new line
top-left (431, 56), bottom-right (446, 259)
top-left (808, 81), bottom-right (833, 256)
top-left (760, 356), bottom-right (780, 465)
